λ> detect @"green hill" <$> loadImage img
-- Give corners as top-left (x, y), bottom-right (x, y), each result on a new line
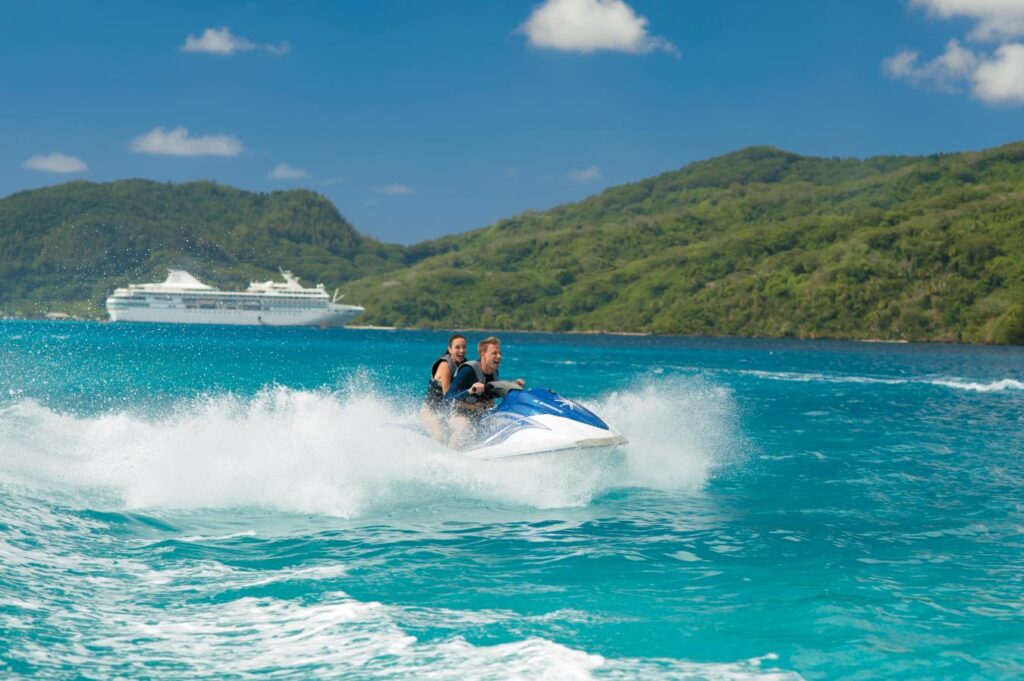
top-left (0, 179), bottom-right (402, 316)
top-left (346, 144), bottom-right (1024, 344)
top-left (2, 143), bottom-right (1023, 343)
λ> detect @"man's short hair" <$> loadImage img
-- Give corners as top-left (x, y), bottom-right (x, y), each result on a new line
top-left (478, 336), bottom-right (500, 356)
top-left (448, 333), bottom-right (466, 347)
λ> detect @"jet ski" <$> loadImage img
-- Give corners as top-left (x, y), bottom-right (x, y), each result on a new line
top-left (459, 381), bottom-right (628, 460)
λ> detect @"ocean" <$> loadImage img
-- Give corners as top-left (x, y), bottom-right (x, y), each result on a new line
top-left (1, 321), bottom-right (1022, 679)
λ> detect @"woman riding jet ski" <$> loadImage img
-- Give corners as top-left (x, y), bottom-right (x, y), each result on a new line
top-left (420, 334), bottom-right (468, 442)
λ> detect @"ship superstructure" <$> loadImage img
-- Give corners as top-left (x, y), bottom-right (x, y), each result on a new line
top-left (106, 269), bottom-right (364, 327)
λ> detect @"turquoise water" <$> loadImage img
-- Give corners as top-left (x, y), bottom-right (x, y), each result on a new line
top-left (1, 321), bottom-right (1022, 679)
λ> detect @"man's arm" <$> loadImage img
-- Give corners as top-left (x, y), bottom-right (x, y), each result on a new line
top-left (445, 367), bottom-right (485, 407)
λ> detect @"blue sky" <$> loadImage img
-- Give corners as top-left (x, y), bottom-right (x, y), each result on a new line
top-left (4, 0), bottom-right (1024, 243)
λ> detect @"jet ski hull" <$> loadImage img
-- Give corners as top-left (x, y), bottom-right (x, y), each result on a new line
top-left (460, 388), bottom-right (627, 460)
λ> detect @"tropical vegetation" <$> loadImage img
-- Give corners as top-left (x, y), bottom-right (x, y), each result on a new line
top-left (2, 142), bottom-right (1023, 343)
top-left (0, 179), bottom-right (401, 317)
top-left (348, 144), bottom-right (1024, 344)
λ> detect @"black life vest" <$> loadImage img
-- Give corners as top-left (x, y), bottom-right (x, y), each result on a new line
top-left (430, 353), bottom-right (460, 381)
top-left (460, 360), bottom-right (498, 400)
top-left (424, 353), bottom-right (462, 406)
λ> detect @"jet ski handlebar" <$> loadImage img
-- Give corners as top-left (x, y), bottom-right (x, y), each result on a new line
top-left (486, 380), bottom-right (524, 397)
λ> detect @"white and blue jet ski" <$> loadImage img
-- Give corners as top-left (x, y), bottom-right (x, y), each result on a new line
top-left (460, 381), bottom-right (628, 460)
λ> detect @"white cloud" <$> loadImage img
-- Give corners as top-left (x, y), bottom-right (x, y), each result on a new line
top-left (22, 152), bottom-right (88, 174)
top-left (883, 39), bottom-right (978, 92)
top-left (568, 165), bottom-right (602, 181)
top-left (520, 0), bottom-right (678, 56)
top-left (181, 27), bottom-right (290, 56)
top-left (131, 127), bottom-right (243, 157)
top-left (883, 39), bottom-right (1024, 104)
top-left (378, 183), bottom-right (415, 195)
top-left (911, 0), bottom-right (1024, 41)
top-left (974, 43), bottom-right (1024, 102)
top-left (270, 163), bottom-right (308, 179)
top-left (882, 50), bottom-right (920, 79)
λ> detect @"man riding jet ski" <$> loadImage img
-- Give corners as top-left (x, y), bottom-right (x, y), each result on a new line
top-left (445, 335), bottom-right (518, 448)
top-left (445, 336), bottom-right (626, 459)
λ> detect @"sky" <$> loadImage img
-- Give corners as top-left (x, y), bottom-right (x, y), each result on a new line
top-left (3, 0), bottom-right (1024, 244)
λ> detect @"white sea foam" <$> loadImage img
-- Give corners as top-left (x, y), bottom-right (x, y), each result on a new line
top-left (0, 378), bottom-right (739, 517)
top-left (177, 530), bottom-right (258, 542)
top-left (593, 377), bottom-right (739, 490)
top-left (0, 489), bottom-right (799, 680)
top-left (736, 369), bottom-right (1024, 394)
top-left (927, 378), bottom-right (1024, 393)
top-left (738, 369), bottom-right (907, 386)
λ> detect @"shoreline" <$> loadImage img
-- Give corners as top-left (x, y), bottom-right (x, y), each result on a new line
top-left (2, 317), bottom-right (1014, 347)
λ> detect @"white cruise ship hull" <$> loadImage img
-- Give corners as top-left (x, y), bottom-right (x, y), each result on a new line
top-left (107, 304), bottom-right (363, 327)
top-left (106, 270), bottom-right (364, 328)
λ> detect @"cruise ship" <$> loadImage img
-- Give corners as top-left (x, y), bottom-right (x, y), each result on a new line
top-left (106, 269), bottom-right (364, 327)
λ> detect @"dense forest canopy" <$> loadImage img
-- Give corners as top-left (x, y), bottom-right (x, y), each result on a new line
top-left (2, 143), bottom-right (1023, 344)
top-left (347, 144), bottom-right (1024, 344)
top-left (0, 179), bottom-right (403, 316)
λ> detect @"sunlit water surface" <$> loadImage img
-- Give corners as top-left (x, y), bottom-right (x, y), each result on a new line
top-left (1, 322), bottom-right (1022, 679)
